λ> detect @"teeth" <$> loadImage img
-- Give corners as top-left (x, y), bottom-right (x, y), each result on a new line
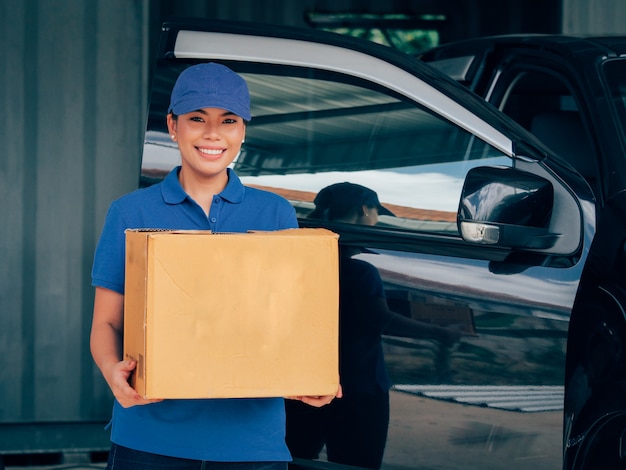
top-left (199, 148), bottom-right (223, 155)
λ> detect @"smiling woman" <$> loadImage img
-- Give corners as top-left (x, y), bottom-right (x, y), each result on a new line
top-left (90, 61), bottom-right (339, 470)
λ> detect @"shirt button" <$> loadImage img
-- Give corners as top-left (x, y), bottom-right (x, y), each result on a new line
top-left (213, 198), bottom-right (220, 204)
top-left (210, 217), bottom-right (217, 223)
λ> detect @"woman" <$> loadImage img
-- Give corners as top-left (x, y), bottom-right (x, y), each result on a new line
top-left (90, 62), bottom-right (338, 470)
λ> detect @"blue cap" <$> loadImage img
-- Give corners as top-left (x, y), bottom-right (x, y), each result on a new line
top-left (168, 63), bottom-right (251, 121)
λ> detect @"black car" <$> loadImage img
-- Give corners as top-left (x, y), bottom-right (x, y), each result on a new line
top-left (141, 22), bottom-right (609, 470)
top-left (421, 36), bottom-right (626, 469)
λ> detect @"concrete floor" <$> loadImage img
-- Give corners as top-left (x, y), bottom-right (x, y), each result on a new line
top-left (3, 389), bottom-right (562, 470)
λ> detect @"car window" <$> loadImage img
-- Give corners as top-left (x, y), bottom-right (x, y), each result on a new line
top-left (490, 67), bottom-right (598, 186)
top-left (142, 62), bottom-right (511, 237)
top-left (603, 59), bottom-right (626, 150)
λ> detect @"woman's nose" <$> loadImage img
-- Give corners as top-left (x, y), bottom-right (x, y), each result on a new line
top-left (202, 123), bottom-right (220, 139)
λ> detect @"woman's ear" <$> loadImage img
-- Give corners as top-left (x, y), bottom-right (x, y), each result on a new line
top-left (360, 205), bottom-right (369, 217)
top-left (166, 114), bottom-right (177, 137)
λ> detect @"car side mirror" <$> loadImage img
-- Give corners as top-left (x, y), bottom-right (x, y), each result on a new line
top-left (458, 166), bottom-right (558, 250)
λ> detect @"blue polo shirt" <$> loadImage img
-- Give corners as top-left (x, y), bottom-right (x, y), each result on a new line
top-left (92, 167), bottom-right (298, 462)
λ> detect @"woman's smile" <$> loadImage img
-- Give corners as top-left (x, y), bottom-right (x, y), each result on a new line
top-left (197, 146), bottom-right (227, 158)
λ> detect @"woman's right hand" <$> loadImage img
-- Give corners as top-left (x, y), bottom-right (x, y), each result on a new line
top-left (91, 288), bottom-right (163, 408)
top-left (106, 359), bottom-right (163, 408)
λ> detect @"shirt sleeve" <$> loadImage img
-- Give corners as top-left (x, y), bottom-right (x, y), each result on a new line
top-left (280, 203), bottom-right (298, 229)
top-left (91, 201), bottom-right (127, 294)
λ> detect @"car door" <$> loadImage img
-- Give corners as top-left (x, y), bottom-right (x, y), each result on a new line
top-left (142, 20), bottom-right (595, 470)
top-left (423, 39), bottom-right (626, 468)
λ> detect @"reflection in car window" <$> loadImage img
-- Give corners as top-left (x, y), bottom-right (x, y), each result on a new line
top-left (141, 63), bottom-right (510, 235)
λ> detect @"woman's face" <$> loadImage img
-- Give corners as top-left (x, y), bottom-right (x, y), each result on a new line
top-left (167, 107), bottom-right (246, 182)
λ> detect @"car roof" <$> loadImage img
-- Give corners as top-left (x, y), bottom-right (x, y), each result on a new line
top-left (420, 34), bottom-right (626, 61)
top-left (418, 34), bottom-right (626, 87)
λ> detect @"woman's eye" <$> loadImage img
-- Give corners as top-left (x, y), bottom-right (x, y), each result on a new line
top-left (189, 116), bottom-right (204, 123)
top-left (223, 118), bottom-right (237, 124)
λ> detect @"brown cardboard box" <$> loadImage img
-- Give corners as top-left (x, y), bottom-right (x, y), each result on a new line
top-left (124, 228), bottom-right (339, 399)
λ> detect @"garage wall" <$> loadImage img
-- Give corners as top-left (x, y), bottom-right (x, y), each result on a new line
top-left (562, 0), bottom-right (626, 34)
top-left (0, 0), bottom-right (149, 429)
top-left (145, 0), bottom-right (562, 54)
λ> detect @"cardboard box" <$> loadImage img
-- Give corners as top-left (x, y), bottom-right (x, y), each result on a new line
top-left (124, 228), bottom-right (339, 399)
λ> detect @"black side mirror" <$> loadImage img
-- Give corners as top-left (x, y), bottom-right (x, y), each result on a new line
top-left (458, 166), bottom-right (559, 250)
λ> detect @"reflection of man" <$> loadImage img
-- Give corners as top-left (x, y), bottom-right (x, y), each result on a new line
top-left (285, 183), bottom-right (461, 469)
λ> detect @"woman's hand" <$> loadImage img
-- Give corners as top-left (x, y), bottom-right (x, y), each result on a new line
top-left (91, 288), bottom-right (162, 408)
top-left (286, 384), bottom-right (343, 408)
top-left (105, 359), bottom-right (163, 408)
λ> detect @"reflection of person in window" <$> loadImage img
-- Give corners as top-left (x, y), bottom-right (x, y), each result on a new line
top-left (285, 182), bottom-right (461, 470)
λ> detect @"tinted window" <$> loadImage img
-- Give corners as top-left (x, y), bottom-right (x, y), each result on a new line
top-left (603, 59), bottom-right (626, 150)
top-left (142, 62), bottom-right (510, 237)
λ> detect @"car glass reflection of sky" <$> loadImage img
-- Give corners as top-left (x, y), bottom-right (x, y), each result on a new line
top-left (239, 156), bottom-right (511, 212)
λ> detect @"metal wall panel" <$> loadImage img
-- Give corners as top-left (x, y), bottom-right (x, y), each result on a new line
top-left (0, 0), bottom-right (149, 451)
top-left (562, 0), bottom-right (626, 33)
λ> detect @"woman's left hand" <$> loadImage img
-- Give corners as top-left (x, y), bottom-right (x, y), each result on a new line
top-left (286, 384), bottom-right (342, 407)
